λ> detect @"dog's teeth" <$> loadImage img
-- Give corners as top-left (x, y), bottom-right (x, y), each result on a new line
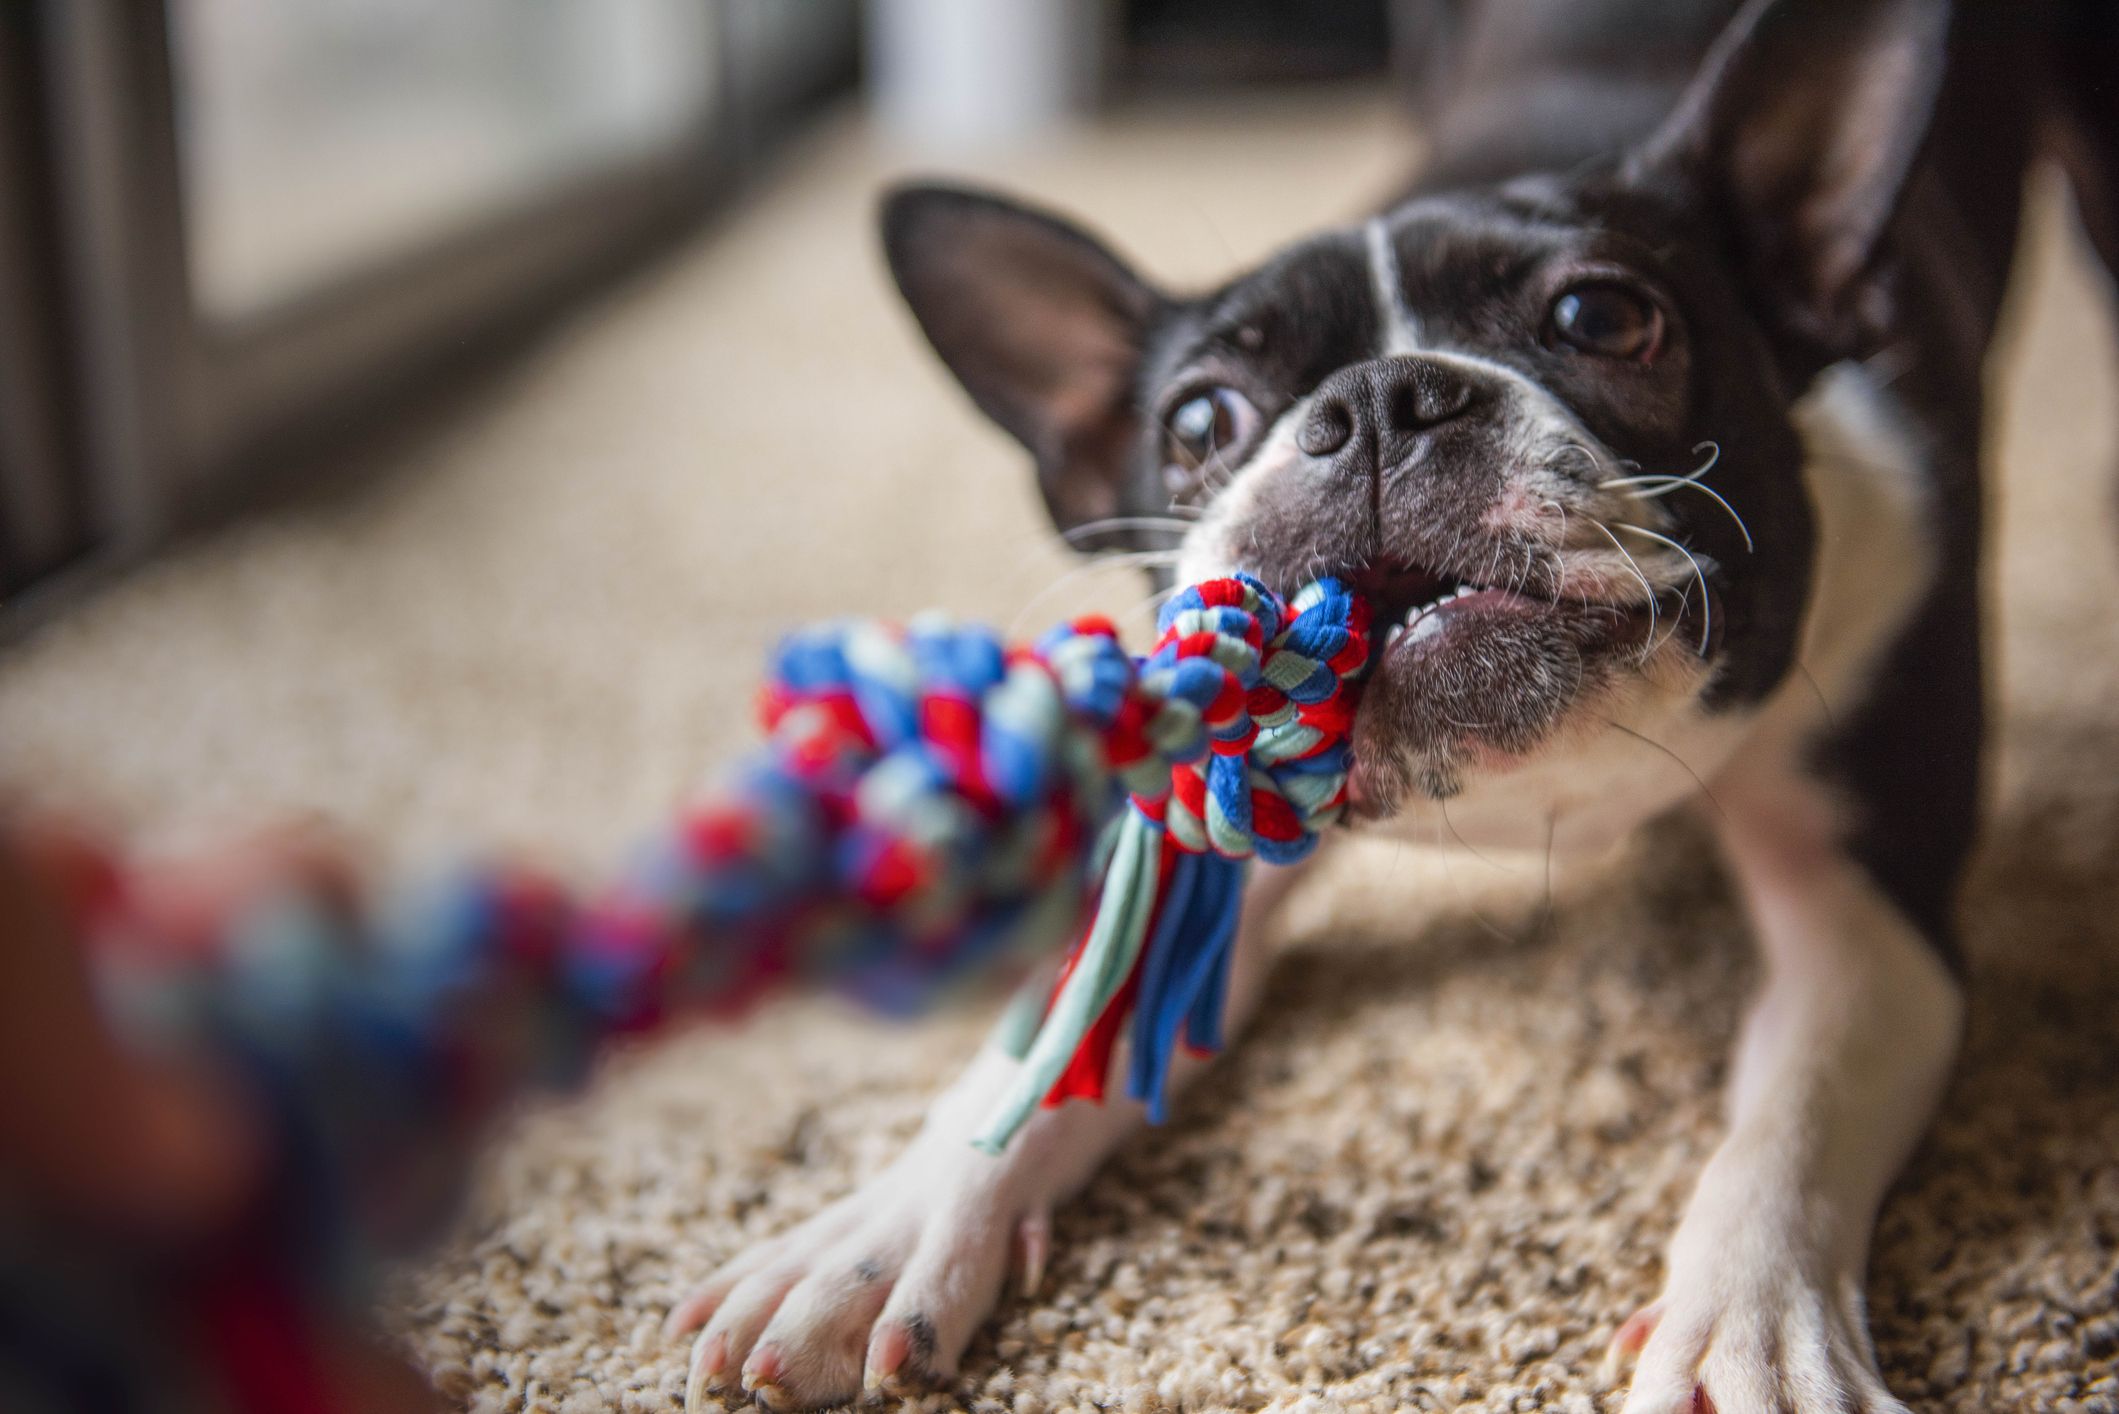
top-left (1389, 583), bottom-right (1492, 639)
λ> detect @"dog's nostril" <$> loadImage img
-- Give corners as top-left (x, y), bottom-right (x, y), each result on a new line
top-left (1389, 370), bottom-right (1474, 431)
top-left (1299, 399), bottom-right (1355, 457)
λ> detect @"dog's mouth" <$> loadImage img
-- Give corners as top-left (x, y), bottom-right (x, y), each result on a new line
top-left (1342, 553), bottom-right (1701, 812)
top-left (1355, 560), bottom-right (1553, 665)
top-left (1351, 552), bottom-right (1695, 669)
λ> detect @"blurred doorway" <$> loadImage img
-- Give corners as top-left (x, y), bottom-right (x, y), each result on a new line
top-left (1, 0), bottom-right (855, 609)
top-left (173, 0), bottom-right (721, 326)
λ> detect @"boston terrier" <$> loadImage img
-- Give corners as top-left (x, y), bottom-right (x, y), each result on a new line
top-left (667, 1), bottom-right (2115, 1408)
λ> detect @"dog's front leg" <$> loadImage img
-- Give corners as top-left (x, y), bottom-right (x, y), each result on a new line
top-left (1616, 780), bottom-right (1963, 1414)
top-left (663, 854), bottom-right (1313, 1411)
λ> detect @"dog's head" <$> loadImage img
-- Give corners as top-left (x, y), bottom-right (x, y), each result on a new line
top-left (880, 0), bottom-right (1947, 839)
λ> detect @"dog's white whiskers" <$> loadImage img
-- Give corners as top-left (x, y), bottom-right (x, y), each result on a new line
top-left (1590, 518), bottom-right (1661, 653)
top-left (1437, 794), bottom-right (1525, 878)
top-left (1198, 441), bottom-right (1242, 497)
top-left (1791, 658), bottom-right (1840, 733)
top-left (1614, 475), bottom-right (1754, 553)
top-left (1652, 580), bottom-right (1706, 659)
top-left (1600, 440), bottom-right (1720, 494)
top-left (1121, 580), bottom-right (1187, 626)
top-left (1601, 442), bottom-right (1751, 552)
top-left (1428, 811), bottom-right (1530, 946)
top-left (1478, 540), bottom-right (1506, 596)
top-left (1007, 549), bottom-right (1184, 637)
top-left (1537, 498), bottom-right (1577, 596)
top-left (1591, 713), bottom-right (1730, 822)
top-left (1548, 437), bottom-right (1610, 483)
top-left (1612, 522), bottom-right (1712, 653)
top-left (1059, 516), bottom-right (1198, 547)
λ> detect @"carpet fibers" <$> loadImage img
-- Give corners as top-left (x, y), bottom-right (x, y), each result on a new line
top-left (1, 97), bottom-right (2114, 1413)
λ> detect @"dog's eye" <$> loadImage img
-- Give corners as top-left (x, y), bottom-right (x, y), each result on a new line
top-left (1161, 387), bottom-right (1254, 491)
top-left (1163, 387), bottom-right (1258, 486)
top-left (1548, 284), bottom-right (1663, 362)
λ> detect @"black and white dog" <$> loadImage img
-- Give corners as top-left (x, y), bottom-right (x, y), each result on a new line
top-left (669, 1), bottom-right (2115, 1408)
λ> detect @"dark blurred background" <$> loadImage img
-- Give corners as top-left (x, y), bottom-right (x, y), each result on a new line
top-left (0, 0), bottom-right (1439, 613)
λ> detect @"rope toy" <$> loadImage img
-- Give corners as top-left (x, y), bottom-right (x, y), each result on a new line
top-left (8, 573), bottom-right (1369, 1413)
top-left (977, 576), bottom-right (1369, 1147)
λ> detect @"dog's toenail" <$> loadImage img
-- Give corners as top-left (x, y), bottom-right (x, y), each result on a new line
top-left (686, 1330), bottom-right (732, 1412)
top-left (867, 1321), bottom-right (913, 1390)
top-left (1600, 1300), bottom-right (1661, 1385)
top-left (686, 1330), bottom-right (727, 1411)
top-left (1016, 1213), bottom-right (1051, 1298)
top-left (743, 1343), bottom-right (784, 1391)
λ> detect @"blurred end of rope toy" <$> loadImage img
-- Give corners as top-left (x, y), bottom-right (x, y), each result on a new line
top-left (0, 573), bottom-right (1369, 1414)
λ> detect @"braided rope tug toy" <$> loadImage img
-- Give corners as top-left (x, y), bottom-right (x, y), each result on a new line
top-left (7, 573), bottom-right (1370, 1413)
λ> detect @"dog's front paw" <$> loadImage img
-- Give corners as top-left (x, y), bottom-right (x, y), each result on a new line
top-left (662, 1127), bottom-right (1047, 1411)
top-left (1607, 1268), bottom-right (1908, 1414)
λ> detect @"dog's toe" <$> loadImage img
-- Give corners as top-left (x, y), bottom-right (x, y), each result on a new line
top-left (1615, 1269), bottom-right (1911, 1414)
top-left (737, 1238), bottom-right (902, 1405)
top-left (1602, 1299), bottom-right (1663, 1386)
top-left (668, 1142), bottom-right (1041, 1410)
top-left (681, 1262), bottom-right (806, 1408)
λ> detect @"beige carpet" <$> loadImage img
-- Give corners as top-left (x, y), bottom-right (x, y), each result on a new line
top-left (3, 95), bottom-right (2116, 1413)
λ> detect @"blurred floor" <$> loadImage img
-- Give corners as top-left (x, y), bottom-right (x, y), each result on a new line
top-left (3, 94), bottom-right (2116, 1412)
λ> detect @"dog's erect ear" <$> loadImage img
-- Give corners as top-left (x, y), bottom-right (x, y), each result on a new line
top-left (881, 183), bottom-right (1168, 530)
top-left (1632, 0), bottom-right (1951, 360)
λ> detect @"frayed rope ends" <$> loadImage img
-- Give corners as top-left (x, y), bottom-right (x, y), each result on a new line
top-left (976, 575), bottom-right (1370, 1152)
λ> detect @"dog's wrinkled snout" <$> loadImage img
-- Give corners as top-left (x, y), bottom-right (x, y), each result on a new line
top-left (1298, 356), bottom-right (1480, 466)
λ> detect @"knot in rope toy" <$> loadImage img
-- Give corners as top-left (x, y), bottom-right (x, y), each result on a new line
top-left (973, 576), bottom-right (1370, 1147)
top-left (1128, 575), bottom-right (1369, 858)
top-left (18, 575), bottom-right (1370, 1413)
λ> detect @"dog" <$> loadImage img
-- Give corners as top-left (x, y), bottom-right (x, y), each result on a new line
top-left (665, 1), bottom-right (2116, 1407)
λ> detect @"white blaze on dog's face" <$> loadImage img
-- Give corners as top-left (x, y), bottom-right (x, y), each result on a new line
top-left (879, 16), bottom-right (1954, 853)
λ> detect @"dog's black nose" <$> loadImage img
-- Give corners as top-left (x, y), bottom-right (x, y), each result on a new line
top-left (1298, 357), bottom-right (1479, 459)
